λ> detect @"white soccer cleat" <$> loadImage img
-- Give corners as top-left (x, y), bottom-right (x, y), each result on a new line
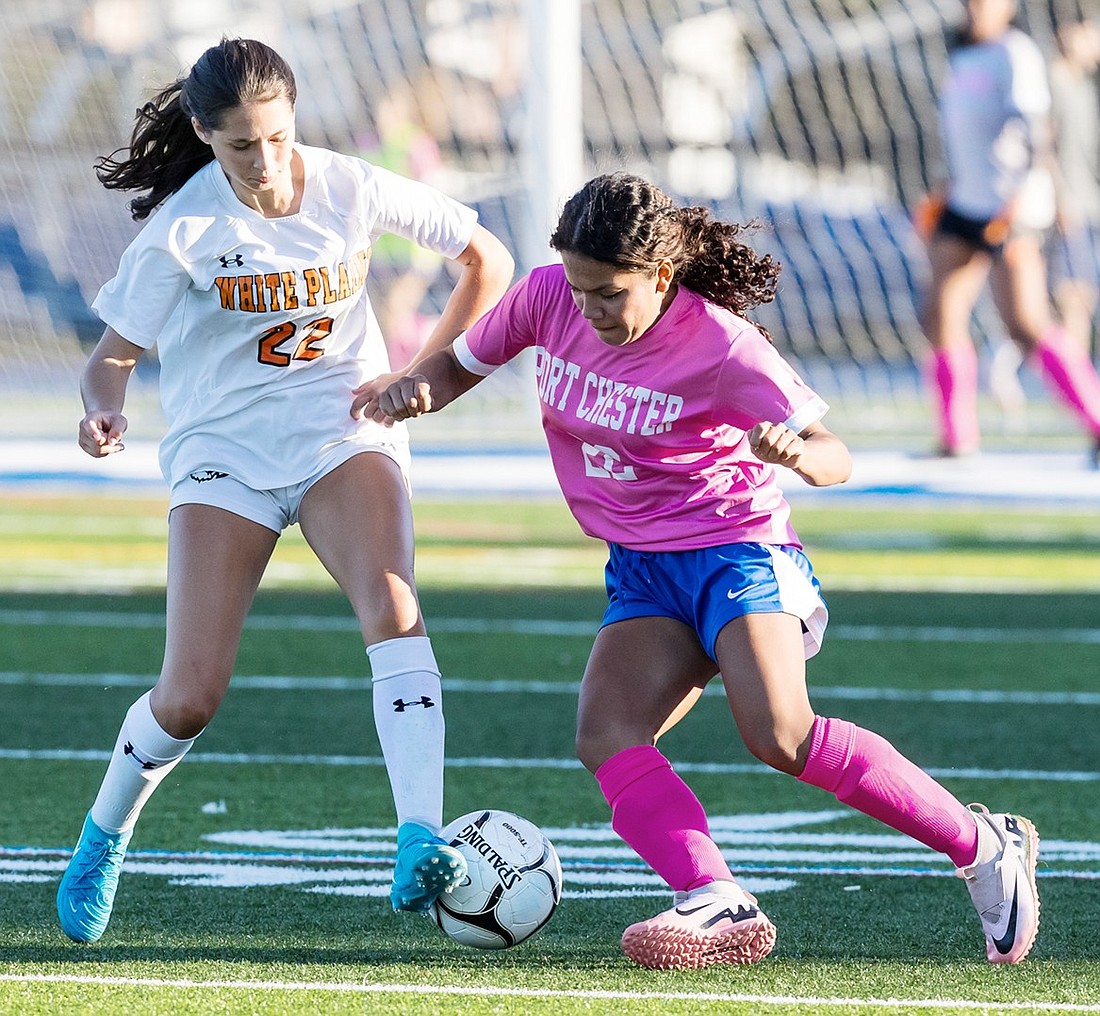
top-left (620, 880), bottom-right (776, 970)
top-left (956, 803), bottom-right (1040, 964)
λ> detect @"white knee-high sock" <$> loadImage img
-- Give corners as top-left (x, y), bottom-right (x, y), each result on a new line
top-left (368, 636), bottom-right (445, 832)
top-left (90, 691), bottom-right (198, 834)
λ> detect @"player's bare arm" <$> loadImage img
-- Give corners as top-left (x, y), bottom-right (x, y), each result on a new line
top-left (352, 346), bottom-right (482, 424)
top-left (749, 419), bottom-right (852, 487)
top-left (78, 327), bottom-right (144, 458)
top-left (353, 224), bottom-right (514, 409)
top-left (412, 223), bottom-right (514, 368)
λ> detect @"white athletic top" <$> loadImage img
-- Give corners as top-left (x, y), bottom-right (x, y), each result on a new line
top-left (456, 265), bottom-right (827, 551)
top-left (92, 144), bottom-right (477, 488)
top-left (939, 28), bottom-right (1056, 228)
top-left (1050, 57), bottom-right (1100, 223)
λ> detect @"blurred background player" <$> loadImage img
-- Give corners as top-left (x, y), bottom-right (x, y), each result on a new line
top-left (921, 0), bottom-right (1100, 465)
top-left (357, 173), bottom-right (1041, 971)
top-left (56, 37), bottom-right (514, 944)
top-left (988, 14), bottom-right (1100, 427)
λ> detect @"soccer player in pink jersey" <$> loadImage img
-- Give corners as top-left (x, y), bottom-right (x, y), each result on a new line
top-left (354, 173), bottom-right (1041, 970)
top-left (923, 0), bottom-right (1100, 465)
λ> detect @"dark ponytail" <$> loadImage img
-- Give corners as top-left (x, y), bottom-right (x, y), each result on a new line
top-left (550, 173), bottom-right (780, 321)
top-left (95, 38), bottom-right (297, 220)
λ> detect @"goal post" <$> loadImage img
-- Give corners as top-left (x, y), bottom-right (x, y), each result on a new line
top-left (521, 0), bottom-right (584, 271)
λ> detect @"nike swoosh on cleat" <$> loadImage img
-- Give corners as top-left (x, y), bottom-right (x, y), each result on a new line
top-left (991, 887), bottom-right (1020, 954)
top-left (701, 906), bottom-right (758, 929)
top-left (674, 903), bottom-right (715, 917)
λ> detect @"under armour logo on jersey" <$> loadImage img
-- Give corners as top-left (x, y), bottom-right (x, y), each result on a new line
top-left (218, 253), bottom-right (245, 268)
top-left (189, 470), bottom-right (229, 483)
top-left (123, 741), bottom-right (159, 770)
top-left (393, 696), bottom-right (436, 712)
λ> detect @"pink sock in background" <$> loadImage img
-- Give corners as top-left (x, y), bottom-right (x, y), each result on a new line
top-left (928, 345), bottom-right (981, 452)
top-left (1034, 326), bottom-right (1100, 435)
top-left (596, 745), bottom-right (733, 892)
top-left (798, 716), bottom-right (978, 868)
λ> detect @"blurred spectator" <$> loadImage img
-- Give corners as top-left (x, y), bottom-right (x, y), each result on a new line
top-left (359, 82), bottom-right (446, 370)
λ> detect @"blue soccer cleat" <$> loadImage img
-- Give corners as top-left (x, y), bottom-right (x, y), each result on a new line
top-left (390, 821), bottom-right (468, 915)
top-left (56, 811), bottom-right (132, 943)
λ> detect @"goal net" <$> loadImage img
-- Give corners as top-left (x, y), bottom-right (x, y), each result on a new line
top-left (1, 0), bottom-right (1095, 450)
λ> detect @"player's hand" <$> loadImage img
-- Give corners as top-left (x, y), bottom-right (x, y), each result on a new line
top-left (350, 370), bottom-right (402, 417)
top-left (351, 373), bottom-right (433, 424)
top-left (748, 421), bottom-right (804, 468)
top-left (78, 410), bottom-right (127, 458)
top-left (351, 371), bottom-right (402, 424)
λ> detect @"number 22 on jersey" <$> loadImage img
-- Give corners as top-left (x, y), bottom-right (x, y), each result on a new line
top-left (257, 316), bottom-right (334, 366)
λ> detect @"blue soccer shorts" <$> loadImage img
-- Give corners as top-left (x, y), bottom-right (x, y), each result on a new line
top-left (600, 541), bottom-right (828, 661)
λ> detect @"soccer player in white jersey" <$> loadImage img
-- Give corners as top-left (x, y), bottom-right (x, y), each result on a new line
top-left (57, 38), bottom-right (514, 943)
top-left (356, 173), bottom-right (1041, 970)
top-left (923, 0), bottom-right (1100, 465)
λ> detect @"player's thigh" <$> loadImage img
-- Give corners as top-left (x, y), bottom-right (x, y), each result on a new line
top-left (989, 238), bottom-right (1052, 347)
top-left (923, 236), bottom-right (992, 342)
top-left (576, 616), bottom-right (718, 771)
top-left (297, 450), bottom-right (423, 640)
top-left (715, 611), bottom-right (815, 774)
top-left (159, 503), bottom-right (279, 714)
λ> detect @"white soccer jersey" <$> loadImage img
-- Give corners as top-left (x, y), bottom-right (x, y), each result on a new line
top-left (939, 28), bottom-right (1055, 228)
top-left (92, 144), bottom-right (477, 489)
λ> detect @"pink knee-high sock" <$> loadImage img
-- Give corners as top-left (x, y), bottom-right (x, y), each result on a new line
top-left (595, 745), bottom-right (733, 892)
top-left (798, 716), bottom-right (978, 868)
top-left (928, 345), bottom-right (981, 452)
top-left (1034, 326), bottom-right (1100, 435)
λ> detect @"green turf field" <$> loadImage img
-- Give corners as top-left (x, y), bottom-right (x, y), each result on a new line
top-left (0, 489), bottom-right (1098, 1014)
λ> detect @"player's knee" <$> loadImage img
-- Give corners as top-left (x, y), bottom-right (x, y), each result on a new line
top-left (353, 587), bottom-right (424, 644)
top-left (575, 723), bottom-right (638, 775)
top-left (740, 724), bottom-right (804, 776)
top-left (152, 675), bottom-right (227, 738)
top-left (575, 728), bottom-right (604, 774)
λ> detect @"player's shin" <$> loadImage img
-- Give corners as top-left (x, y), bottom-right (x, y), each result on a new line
top-left (797, 715), bottom-right (977, 866)
top-left (368, 635), bottom-right (445, 831)
top-left (595, 744), bottom-right (733, 891)
top-left (91, 689), bottom-right (199, 834)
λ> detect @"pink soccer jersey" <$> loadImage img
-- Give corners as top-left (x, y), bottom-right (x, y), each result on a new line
top-left (454, 264), bottom-right (828, 551)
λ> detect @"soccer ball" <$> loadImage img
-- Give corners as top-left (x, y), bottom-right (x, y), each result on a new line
top-left (430, 809), bottom-right (562, 950)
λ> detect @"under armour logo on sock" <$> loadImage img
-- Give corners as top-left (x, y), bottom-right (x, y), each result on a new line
top-left (123, 741), bottom-right (159, 770)
top-left (393, 696), bottom-right (436, 712)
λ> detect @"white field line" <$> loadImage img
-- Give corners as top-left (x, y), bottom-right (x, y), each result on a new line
top-left (2, 670), bottom-right (1099, 708)
top-left (1, 608), bottom-right (1100, 645)
top-left (0, 747), bottom-right (1095, 782)
top-left (0, 974), bottom-right (1098, 1012)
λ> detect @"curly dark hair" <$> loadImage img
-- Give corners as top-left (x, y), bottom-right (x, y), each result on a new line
top-left (549, 173), bottom-right (780, 320)
top-left (95, 38), bottom-right (297, 220)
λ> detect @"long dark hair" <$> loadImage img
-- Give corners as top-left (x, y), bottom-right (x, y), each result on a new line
top-left (95, 38), bottom-right (297, 220)
top-left (551, 174), bottom-right (780, 328)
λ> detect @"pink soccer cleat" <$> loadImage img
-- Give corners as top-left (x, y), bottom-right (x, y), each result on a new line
top-left (620, 881), bottom-right (776, 970)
